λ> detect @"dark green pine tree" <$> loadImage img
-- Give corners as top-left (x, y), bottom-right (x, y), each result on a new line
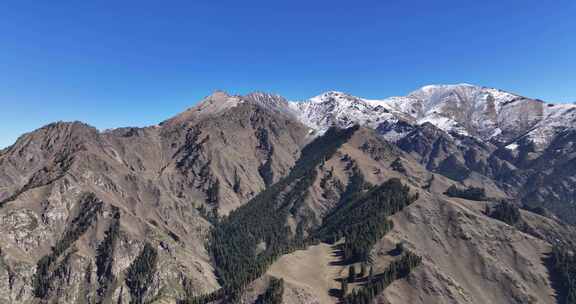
top-left (368, 266), bottom-right (374, 282)
top-left (342, 251), bottom-right (423, 304)
top-left (340, 279), bottom-right (348, 298)
top-left (395, 242), bottom-right (405, 254)
top-left (484, 203), bottom-right (490, 215)
top-left (348, 265), bottom-right (356, 283)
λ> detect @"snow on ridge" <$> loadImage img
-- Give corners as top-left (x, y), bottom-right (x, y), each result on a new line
top-left (523, 102), bottom-right (576, 148)
top-left (290, 83), bottom-right (520, 139)
top-left (417, 114), bottom-right (469, 136)
top-left (309, 90), bottom-right (347, 99)
top-left (288, 90), bottom-right (398, 134)
top-left (416, 83), bottom-right (477, 92)
top-left (505, 143), bottom-right (519, 150)
top-left (239, 84), bottom-right (575, 148)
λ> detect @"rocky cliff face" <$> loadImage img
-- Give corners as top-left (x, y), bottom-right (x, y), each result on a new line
top-left (0, 85), bottom-right (575, 304)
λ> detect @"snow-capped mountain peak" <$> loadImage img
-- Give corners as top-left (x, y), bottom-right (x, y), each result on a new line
top-left (285, 84), bottom-right (575, 148)
top-left (198, 84), bottom-right (573, 149)
top-left (309, 91), bottom-right (351, 103)
top-left (289, 90), bottom-right (399, 135)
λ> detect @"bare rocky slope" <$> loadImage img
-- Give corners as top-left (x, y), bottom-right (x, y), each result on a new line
top-left (0, 92), bottom-right (309, 303)
top-left (0, 86), bottom-right (575, 304)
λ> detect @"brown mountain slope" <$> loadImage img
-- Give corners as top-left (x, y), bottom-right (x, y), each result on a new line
top-left (0, 92), bottom-right (572, 304)
top-left (381, 194), bottom-right (555, 304)
top-left (0, 92), bottom-right (310, 303)
top-left (239, 127), bottom-right (560, 304)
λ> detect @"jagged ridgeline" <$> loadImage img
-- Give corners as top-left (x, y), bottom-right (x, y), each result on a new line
top-left (208, 126), bottom-right (359, 296)
top-left (315, 178), bottom-right (419, 262)
top-left (3, 84), bottom-right (576, 304)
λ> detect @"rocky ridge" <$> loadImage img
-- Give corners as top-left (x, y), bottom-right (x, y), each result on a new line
top-left (0, 85), bottom-right (575, 303)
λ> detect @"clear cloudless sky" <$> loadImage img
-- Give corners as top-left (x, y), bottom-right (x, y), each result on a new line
top-left (1, 0), bottom-right (575, 148)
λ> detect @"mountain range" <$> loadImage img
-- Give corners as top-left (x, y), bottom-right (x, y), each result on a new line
top-left (1, 83), bottom-right (575, 304)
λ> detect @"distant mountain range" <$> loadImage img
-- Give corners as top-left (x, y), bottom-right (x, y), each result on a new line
top-left (0, 84), bottom-right (575, 304)
top-left (262, 83), bottom-right (575, 146)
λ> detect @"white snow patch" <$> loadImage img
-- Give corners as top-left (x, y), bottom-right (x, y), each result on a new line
top-left (505, 143), bottom-right (519, 150)
top-left (281, 84), bottom-right (574, 146)
top-left (418, 115), bottom-right (469, 136)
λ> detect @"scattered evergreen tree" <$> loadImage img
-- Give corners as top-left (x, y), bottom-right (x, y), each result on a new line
top-left (395, 242), bottom-right (405, 254)
top-left (208, 126), bottom-right (359, 298)
top-left (232, 168), bottom-right (241, 194)
top-left (181, 290), bottom-right (225, 304)
top-left (550, 246), bottom-right (576, 304)
top-left (342, 252), bottom-right (422, 304)
top-left (335, 165), bottom-right (369, 208)
top-left (316, 178), bottom-right (418, 262)
top-left (197, 204), bottom-right (218, 225)
top-left (348, 265), bottom-right (356, 282)
top-left (206, 179), bottom-right (219, 205)
top-left (202, 127), bottom-right (418, 302)
top-left (360, 263), bottom-right (366, 278)
top-left (255, 278), bottom-right (284, 304)
top-left (96, 206), bottom-right (121, 299)
top-left (255, 127), bottom-right (274, 187)
top-left (33, 193), bottom-right (103, 299)
top-left (340, 280), bottom-right (348, 298)
top-left (125, 243), bottom-right (158, 304)
top-left (368, 266), bottom-right (374, 282)
top-left (437, 155), bottom-right (471, 181)
top-left (522, 205), bottom-right (548, 217)
top-left (390, 157), bottom-right (406, 173)
top-left (423, 174), bottom-right (435, 190)
top-left (444, 185), bottom-right (487, 201)
top-left (488, 201), bottom-right (521, 226)
top-left (484, 203), bottom-right (491, 216)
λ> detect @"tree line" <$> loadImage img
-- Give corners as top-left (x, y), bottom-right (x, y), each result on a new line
top-left (125, 243), bottom-right (158, 304)
top-left (486, 200), bottom-right (521, 226)
top-left (550, 246), bottom-right (576, 304)
top-left (207, 126), bottom-right (359, 299)
top-left (33, 193), bottom-right (103, 299)
top-left (444, 185), bottom-right (487, 201)
top-left (255, 277), bottom-right (284, 304)
top-left (188, 126), bottom-right (420, 303)
top-left (341, 251), bottom-right (422, 304)
top-left (95, 206), bottom-right (121, 301)
top-left (315, 178), bottom-right (418, 263)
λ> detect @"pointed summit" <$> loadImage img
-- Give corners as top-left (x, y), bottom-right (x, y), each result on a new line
top-left (205, 90), bottom-right (231, 102)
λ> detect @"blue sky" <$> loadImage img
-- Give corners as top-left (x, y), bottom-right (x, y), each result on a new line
top-left (1, 1), bottom-right (575, 148)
